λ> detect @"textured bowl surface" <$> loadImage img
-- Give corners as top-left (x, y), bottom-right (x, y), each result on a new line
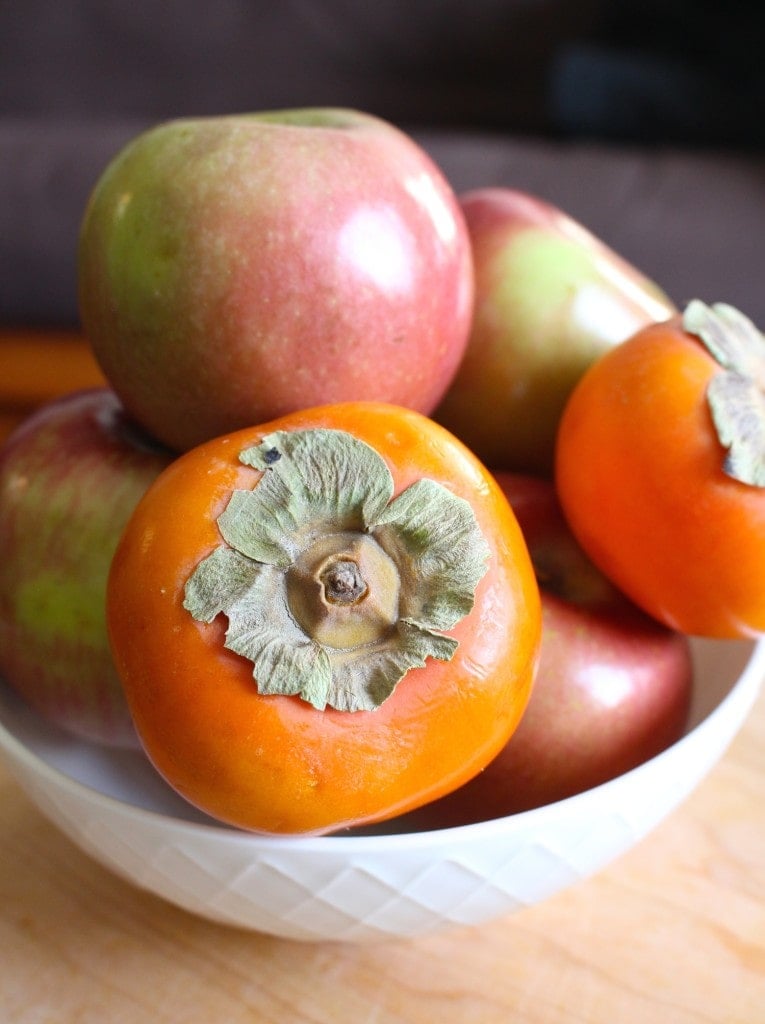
top-left (0, 637), bottom-right (762, 943)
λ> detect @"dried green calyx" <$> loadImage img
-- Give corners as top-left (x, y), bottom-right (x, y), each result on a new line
top-left (183, 428), bottom-right (490, 711)
top-left (685, 300), bottom-right (765, 487)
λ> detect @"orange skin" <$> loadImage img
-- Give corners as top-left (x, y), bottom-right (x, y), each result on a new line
top-left (556, 317), bottom-right (765, 637)
top-left (107, 402), bottom-right (541, 835)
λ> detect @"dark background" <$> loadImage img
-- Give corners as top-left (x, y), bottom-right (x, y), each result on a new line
top-left (2, 0), bottom-right (764, 326)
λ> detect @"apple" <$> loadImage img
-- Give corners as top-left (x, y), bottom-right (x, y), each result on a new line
top-left (78, 108), bottom-right (475, 452)
top-left (434, 187), bottom-right (676, 477)
top-left (390, 472), bottom-right (693, 827)
top-left (0, 389), bottom-right (174, 747)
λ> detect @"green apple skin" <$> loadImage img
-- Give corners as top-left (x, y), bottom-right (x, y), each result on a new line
top-left (78, 109), bottom-right (474, 452)
top-left (0, 390), bottom-right (173, 747)
top-left (434, 188), bottom-right (676, 477)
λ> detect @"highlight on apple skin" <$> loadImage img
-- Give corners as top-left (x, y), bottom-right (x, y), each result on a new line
top-left (379, 472), bottom-right (693, 827)
top-left (78, 108), bottom-right (475, 452)
top-left (435, 187), bottom-right (675, 477)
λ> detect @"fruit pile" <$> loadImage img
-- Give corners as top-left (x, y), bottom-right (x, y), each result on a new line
top-left (1, 109), bottom-right (762, 835)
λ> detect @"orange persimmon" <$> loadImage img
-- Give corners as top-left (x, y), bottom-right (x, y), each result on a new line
top-left (556, 301), bottom-right (765, 637)
top-left (107, 402), bottom-right (541, 835)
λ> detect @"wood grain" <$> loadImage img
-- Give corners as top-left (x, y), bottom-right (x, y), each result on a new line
top-left (1, 330), bottom-right (764, 1021)
top-left (1, 684), bottom-right (763, 1023)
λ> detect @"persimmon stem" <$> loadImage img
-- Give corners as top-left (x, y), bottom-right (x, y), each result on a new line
top-left (183, 428), bottom-right (489, 711)
top-left (320, 559), bottom-right (367, 605)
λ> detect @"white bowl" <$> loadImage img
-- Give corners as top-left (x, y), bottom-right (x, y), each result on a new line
top-left (0, 636), bottom-right (762, 943)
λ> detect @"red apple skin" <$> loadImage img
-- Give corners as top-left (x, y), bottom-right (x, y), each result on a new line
top-left (434, 188), bottom-right (676, 477)
top-left (391, 473), bottom-right (693, 827)
top-left (0, 389), bottom-right (174, 747)
top-left (78, 109), bottom-right (475, 452)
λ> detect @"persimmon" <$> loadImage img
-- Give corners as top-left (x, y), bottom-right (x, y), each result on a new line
top-left (556, 301), bottom-right (765, 638)
top-left (107, 402), bottom-right (541, 835)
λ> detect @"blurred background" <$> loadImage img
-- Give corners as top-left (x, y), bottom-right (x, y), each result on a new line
top-left (1, 0), bottom-right (764, 430)
top-left (4, 1), bottom-right (762, 145)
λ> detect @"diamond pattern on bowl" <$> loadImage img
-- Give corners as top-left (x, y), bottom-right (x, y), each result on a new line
top-left (1, 637), bottom-right (762, 942)
top-left (0, 757), bottom-right (725, 940)
top-left (43, 791), bottom-right (641, 940)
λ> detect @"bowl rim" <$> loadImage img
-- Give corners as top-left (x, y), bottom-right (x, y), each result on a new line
top-left (1, 636), bottom-right (763, 853)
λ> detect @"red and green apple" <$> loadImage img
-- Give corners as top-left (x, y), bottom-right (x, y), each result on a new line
top-left (78, 108), bottom-right (475, 451)
top-left (0, 389), bottom-right (173, 747)
top-left (435, 187), bottom-right (676, 476)
top-left (394, 472), bottom-right (693, 826)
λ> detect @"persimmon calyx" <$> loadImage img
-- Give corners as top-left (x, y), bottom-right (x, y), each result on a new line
top-left (684, 299), bottom-right (765, 487)
top-left (183, 427), bottom-right (490, 712)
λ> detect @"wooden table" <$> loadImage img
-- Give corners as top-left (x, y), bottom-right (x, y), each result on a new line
top-left (1, 683), bottom-right (763, 1023)
top-left (2, 332), bottom-right (765, 1022)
